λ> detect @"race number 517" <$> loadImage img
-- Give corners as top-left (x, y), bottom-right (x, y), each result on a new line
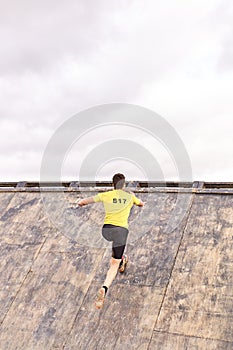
top-left (113, 198), bottom-right (127, 204)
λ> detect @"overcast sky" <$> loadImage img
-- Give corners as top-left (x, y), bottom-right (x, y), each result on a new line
top-left (0, 0), bottom-right (233, 182)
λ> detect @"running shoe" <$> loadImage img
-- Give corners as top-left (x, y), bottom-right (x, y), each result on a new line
top-left (95, 287), bottom-right (105, 309)
top-left (119, 254), bottom-right (128, 273)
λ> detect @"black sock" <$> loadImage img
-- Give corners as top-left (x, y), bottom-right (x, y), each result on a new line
top-left (102, 286), bottom-right (108, 295)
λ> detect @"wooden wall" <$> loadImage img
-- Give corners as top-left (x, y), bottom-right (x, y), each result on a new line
top-left (0, 190), bottom-right (232, 349)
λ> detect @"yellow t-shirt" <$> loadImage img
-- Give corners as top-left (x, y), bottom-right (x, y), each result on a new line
top-left (93, 189), bottom-right (141, 229)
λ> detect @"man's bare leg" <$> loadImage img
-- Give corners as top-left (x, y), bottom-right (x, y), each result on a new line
top-left (103, 257), bottom-right (121, 288)
top-left (95, 257), bottom-right (121, 309)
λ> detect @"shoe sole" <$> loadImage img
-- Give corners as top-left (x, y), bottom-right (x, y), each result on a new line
top-left (95, 288), bottom-right (105, 309)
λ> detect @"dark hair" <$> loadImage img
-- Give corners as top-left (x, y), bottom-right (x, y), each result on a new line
top-left (112, 173), bottom-right (125, 189)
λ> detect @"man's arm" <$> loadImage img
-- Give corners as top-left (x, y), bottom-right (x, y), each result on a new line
top-left (137, 200), bottom-right (145, 207)
top-left (133, 195), bottom-right (145, 207)
top-left (78, 197), bottom-right (95, 207)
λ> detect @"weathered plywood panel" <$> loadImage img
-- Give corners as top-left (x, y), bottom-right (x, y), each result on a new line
top-left (39, 191), bottom-right (105, 247)
top-left (0, 193), bottom-right (45, 246)
top-left (156, 195), bottom-right (233, 342)
top-left (0, 193), bottom-right (41, 224)
top-left (40, 227), bottom-right (99, 253)
top-left (128, 192), bottom-right (193, 243)
top-left (149, 331), bottom-right (233, 350)
top-left (63, 283), bottom-right (163, 350)
top-left (0, 193), bottom-right (15, 216)
top-left (0, 250), bottom-right (103, 350)
top-left (0, 243), bottom-right (36, 324)
top-left (0, 193), bottom-right (15, 245)
top-left (156, 309), bottom-right (233, 343)
top-left (0, 193), bottom-right (51, 326)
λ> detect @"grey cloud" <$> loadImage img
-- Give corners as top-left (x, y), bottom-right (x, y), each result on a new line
top-left (0, 0), bottom-right (232, 181)
top-left (218, 33), bottom-right (233, 70)
top-left (0, 120), bottom-right (50, 153)
top-left (0, 0), bottom-right (112, 74)
top-left (0, 0), bottom-right (219, 78)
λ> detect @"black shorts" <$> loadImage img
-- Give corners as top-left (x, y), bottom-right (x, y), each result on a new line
top-left (102, 224), bottom-right (129, 259)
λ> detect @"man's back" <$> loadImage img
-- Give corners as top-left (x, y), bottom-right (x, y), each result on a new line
top-left (94, 189), bottom-right (141, 228)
